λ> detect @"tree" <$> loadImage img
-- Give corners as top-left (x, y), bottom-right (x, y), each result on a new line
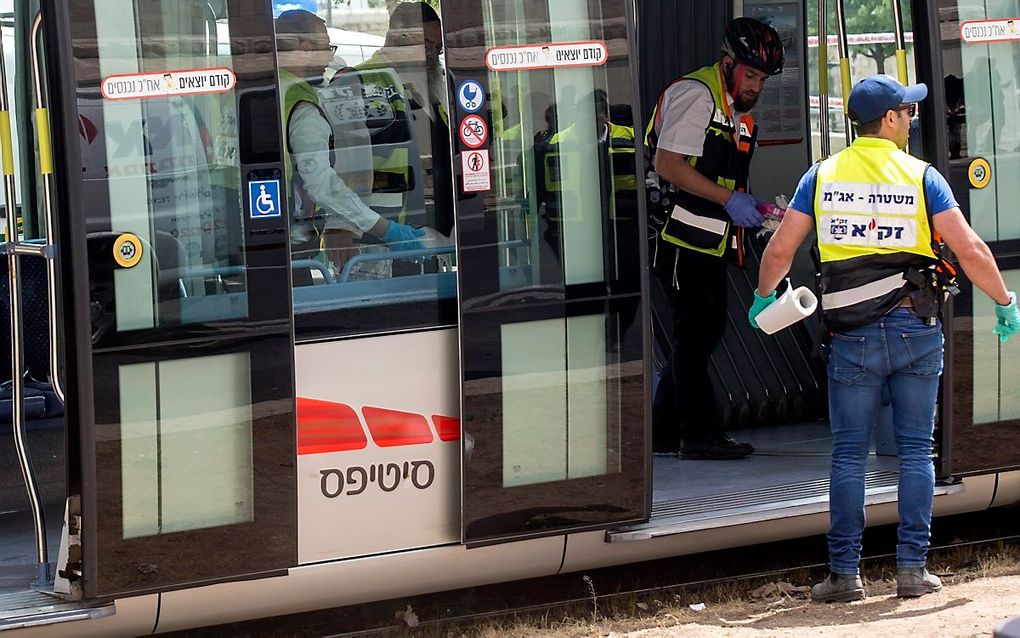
top-left (807, 0), bottom-right (913, 76)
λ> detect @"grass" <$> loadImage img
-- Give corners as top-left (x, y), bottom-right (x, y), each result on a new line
top-left (386, 538), bottom-right (1020, 637)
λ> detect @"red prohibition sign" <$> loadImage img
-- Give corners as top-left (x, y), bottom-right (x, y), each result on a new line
top-left (459, 114), bottom-right (488, 148)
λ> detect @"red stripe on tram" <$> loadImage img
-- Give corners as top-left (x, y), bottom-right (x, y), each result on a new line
top-left (362, 407), bottom-right (434, 447)
top-left (296, 397), bottom-right (368, 455)
top-left (432, 415), bottom-right (461, 442)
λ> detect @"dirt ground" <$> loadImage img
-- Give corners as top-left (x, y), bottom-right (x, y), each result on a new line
top-left (469, 543), bottom-right (1020, 638)
top-left (607, 575), bottom-right (1020, 637)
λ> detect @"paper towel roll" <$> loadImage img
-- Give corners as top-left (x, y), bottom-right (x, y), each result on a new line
top-left (757, 286), bottom-right (818, 335)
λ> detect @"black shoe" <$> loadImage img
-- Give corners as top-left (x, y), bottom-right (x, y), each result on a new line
top-left (711, 433), bottom-right (754, 455)
top-left (811, 573), bottom-right (866, 602)
top-left (680, 437), bottom-right (753, 460)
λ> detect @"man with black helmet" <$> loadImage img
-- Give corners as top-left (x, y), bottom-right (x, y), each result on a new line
top-left (646, 17), bottom-right (785, 460)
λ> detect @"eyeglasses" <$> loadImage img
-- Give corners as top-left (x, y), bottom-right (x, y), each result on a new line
top-left (896, 103), bottom-right (917, 118)
top-left (329, 44), bottom-right (338, 54)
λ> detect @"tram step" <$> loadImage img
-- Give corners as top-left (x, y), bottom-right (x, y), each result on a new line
top-left (0, 590), bottom-right (113, 632)
top-left (605, 471), bottom-right (965, 542)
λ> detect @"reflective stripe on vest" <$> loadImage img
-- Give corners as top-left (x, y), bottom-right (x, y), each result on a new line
top-left (646, 63), bottom-right (756, 259)
top-left (813, 137), bottom-right (937, 330)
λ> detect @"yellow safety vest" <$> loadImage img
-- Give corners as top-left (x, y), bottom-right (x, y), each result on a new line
top-left (356, 54), bottom-right (424, 223)
top-left (279, 68), bottom-right (333, 221)
top-left (645, 63), bottom-right (756, 262)
top-left (541, 122), bottom-right (637, 220)
top-left (814, 136), bottom-right (938, 331)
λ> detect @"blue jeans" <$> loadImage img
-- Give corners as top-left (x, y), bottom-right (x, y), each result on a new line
top-left (826, 308), bottom-right (944, 574)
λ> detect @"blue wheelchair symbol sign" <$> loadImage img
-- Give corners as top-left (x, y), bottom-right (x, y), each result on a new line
top-left (249, 180), bottom-right (281, 219)
top-left (457, 80), bottom-right (485, 113)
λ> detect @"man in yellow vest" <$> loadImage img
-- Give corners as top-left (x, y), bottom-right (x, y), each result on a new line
top-left (276, 9), bottom-right (425, 278)
top-left (647, 18), bottom-right (785, 460)
top-left (356, 2), bottom-right (452, 235)
top-left (751, 75), bottom-right (1020, 602)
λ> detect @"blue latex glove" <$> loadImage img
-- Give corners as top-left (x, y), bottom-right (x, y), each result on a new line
top-left (749, 289), bottom-right (778, 330)
top-left (724, 191), bottom-right (765, 228)
top-left (383, 222), bottom-right (426, 253)
top-left (994, 291), bottom-right (1020, 344)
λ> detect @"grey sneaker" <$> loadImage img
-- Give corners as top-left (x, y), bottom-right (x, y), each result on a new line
top-left (897, 567), bottom-right (942, 598)
top-left (811, 573), bottom-right (866, 602)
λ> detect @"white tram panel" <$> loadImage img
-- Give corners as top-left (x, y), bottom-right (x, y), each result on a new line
top-left (295, 329), bottom-right (461, 563)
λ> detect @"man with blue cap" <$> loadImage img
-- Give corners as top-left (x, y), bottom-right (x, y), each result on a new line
top-left (748, 74), bottom-right (1020, 602)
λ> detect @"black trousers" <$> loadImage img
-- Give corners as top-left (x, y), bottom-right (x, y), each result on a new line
top-left (652, 241), bottom-right (729, 447)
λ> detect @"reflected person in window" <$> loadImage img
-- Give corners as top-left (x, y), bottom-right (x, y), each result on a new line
top-left (535, 90), bottom-right (640, 330)
top-left (275, 9), bottom-right (425, 279)
top-left (355, 2), bottom-right (453, 238)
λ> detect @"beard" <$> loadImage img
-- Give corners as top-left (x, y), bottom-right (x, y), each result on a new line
top-left (733, 92), bottom-right (760, 112)
top-left (724, 63), bottom-right (761, 112)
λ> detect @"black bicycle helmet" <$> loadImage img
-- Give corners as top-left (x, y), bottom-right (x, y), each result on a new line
top-left (722, 17), bottom-right (785, 76)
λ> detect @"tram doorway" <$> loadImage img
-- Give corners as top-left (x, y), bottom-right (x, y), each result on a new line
top-left (0, 1), bottom-right (69, 617)
top-left (636, 0), bottom-right (924, 531)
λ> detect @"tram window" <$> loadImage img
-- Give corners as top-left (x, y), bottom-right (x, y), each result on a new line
top-left (1, 5), bottom-right (29, 240)
top-left (807, 1), bottom-right (917, 158)
top-left (276, 2), bottom-right (458, 340)
top-left (72, 0), bottom-right (251, 336)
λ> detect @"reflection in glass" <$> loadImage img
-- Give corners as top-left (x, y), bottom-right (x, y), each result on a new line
top-left (85, 0), bottom-right (248, 332)
top-left (277, 3), bottom-right (456, 336)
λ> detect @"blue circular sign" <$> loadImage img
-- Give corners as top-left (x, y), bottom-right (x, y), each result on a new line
top-left (457, 80), bottom-right (485, 113)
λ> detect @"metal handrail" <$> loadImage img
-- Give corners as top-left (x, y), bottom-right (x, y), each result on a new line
top-left (891, 0), bottom-right (909, 85)
top-left (834, 0), bottom-right (854, 146)
top-left (0, 20), bottom-right (50, 587)
top-left (338, 245), bottom-right (456, 283)
top-left (818, 0), bottom-right (831, 160)
top-left (30, 12), bottom-right (63, 405)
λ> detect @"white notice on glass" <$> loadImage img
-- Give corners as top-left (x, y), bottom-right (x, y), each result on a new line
top-left (462, 150), bottom-right (491, 193)
top-left (486, 41), bottom-right (608, 72)
top-left (960, 19), bottom-right (1020, 44)
top-left (101, 68), bottom-right (237, 101)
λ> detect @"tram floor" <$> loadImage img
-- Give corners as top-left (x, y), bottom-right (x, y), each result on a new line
top-left (0, 503), bottom-right (64, 596)
top-left (652, 421), bottom-right (899, 507)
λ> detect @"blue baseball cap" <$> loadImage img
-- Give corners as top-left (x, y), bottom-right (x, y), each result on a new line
top-left (847, 75), bottom-right (928, 124)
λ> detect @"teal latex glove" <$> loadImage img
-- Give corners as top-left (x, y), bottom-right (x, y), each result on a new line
top-left (994, 291), bottom-right (1020, 344)
top-left (383, 222), bottom-right (426, 253)
top-left (749, 289), bottom-right (778, 330)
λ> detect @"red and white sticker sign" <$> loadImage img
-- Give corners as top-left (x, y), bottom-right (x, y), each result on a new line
top-left (486, 40), bottom-right (608, 72)
top-left (461, 150), bottom-right (491, 193)
top-left (101, 67), bottom-right (237, 101)
top-left (459, 115), bottom-right (488, 149)
top-left (960, 18), bottom-right (1020, 44)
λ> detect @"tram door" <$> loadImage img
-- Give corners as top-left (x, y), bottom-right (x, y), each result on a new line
top-left (443, 0), bottom-right (650, 544)
top-left (932, 0), bottom-right (1020, 476)
top-left (43, 1), bottom-right (296, 598)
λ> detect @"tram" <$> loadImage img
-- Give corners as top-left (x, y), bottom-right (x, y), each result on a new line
top-left (0, 0), bottom-right (1017, 634)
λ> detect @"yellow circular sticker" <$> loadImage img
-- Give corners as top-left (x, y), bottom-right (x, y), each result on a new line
top-left (969, 157), bottom-right (991, 189)
top-left (113, 233), bottom-right (143, 268)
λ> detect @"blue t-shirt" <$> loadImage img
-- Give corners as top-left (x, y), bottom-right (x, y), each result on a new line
top-left (788, 163), bottom-right (958, 218)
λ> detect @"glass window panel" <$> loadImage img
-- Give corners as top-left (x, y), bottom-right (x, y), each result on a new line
top-left (939, 0), bottom-right (1020, 473)
top-left (119, 353), bottom-right (253, 539)
top-left (158, 353), bottom-right (253, 534)
top-left (501, 318), bottom-right (567, 487)
top-left (277, 2), bottom-right (457, 339)
top-left (566, 314), bottom-right (608, 479)
top-left (80, 0), bottom-right (249, 333)
top-left (119, 362), bottom-right (160, 539)
top-left (805, 1), bottom-right (916, 160)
